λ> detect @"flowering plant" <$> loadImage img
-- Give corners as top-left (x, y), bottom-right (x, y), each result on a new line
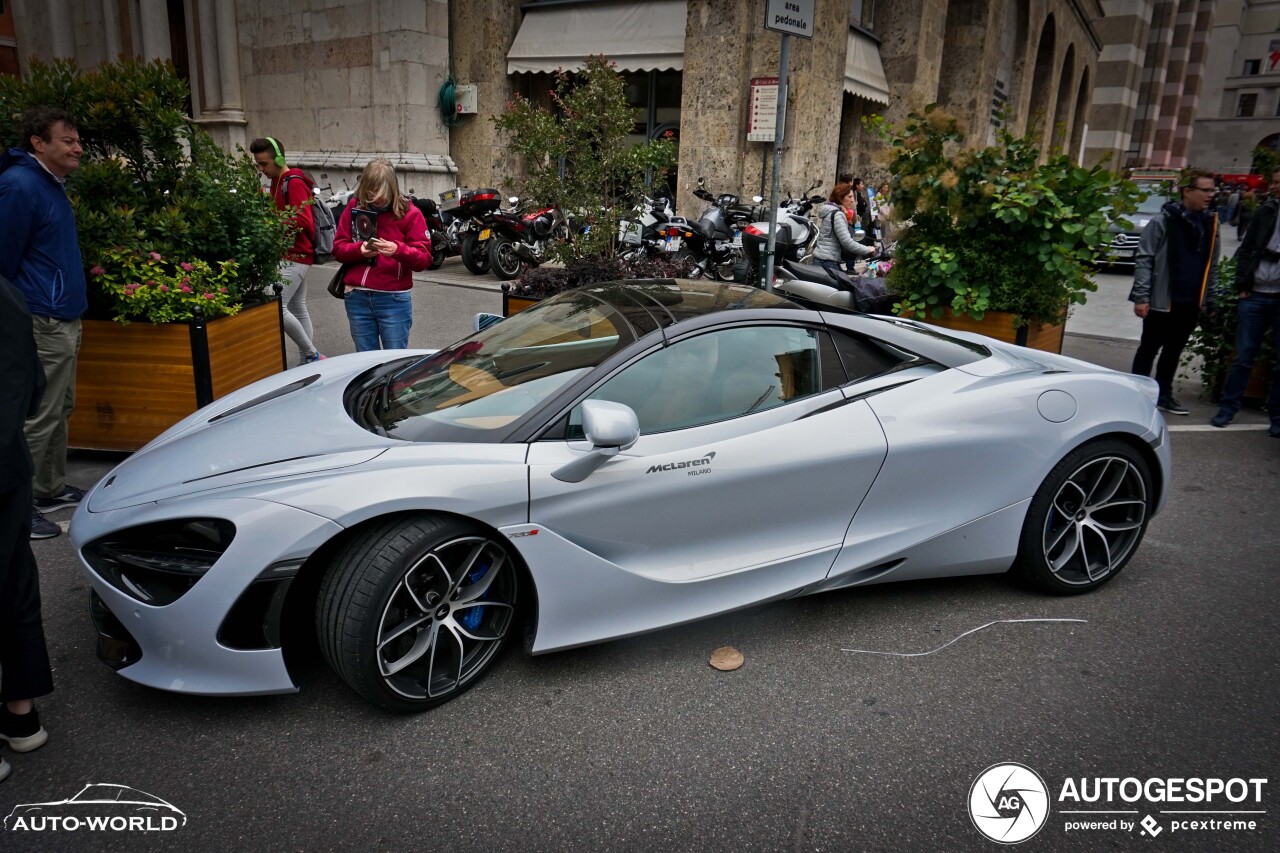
top-left (92, 247), bottom-right (242, 324)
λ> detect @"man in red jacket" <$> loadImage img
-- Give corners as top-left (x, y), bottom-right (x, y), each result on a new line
top-left (250, 137), bottom-right (323, 363)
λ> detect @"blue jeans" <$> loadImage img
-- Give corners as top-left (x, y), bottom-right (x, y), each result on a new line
top-left (1218, 291), bottom-right (1280, 415)
top-left (344, 289), bottom-right (413, 351)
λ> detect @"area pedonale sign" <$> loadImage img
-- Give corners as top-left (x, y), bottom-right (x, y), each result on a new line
top-left (765, 0), bottom-right (814, 39)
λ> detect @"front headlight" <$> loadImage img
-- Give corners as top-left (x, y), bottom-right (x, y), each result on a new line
top-left (82, 519), bottom-right (235, 605)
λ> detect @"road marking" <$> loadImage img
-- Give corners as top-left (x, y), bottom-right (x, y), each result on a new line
top-left (1167, 424), bottom-right (1272, 432)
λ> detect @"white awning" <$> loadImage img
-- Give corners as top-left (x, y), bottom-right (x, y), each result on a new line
top-left (843, 29), bottom-right (890, 105)
top-left (507, 0), bottom-right (688, 75)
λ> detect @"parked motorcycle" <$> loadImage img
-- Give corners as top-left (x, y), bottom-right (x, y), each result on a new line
top-left (440, 187), bottom-right (504, 275)
top-left (409, 191), bottom-right (464, 270)
top-left (732, 184), bottom-right (824, 286)
top-left (487, 196), bottom-right (571, 280)
top-left (680, 178), bottom-right (758, 280)
top-left (617, 191), bottom-right (684, 260)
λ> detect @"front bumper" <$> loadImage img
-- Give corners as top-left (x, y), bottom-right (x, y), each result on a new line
top-left (71, 496), bottom-right (343, 696)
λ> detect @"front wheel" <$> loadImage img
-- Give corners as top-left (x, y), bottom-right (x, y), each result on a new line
top-left (316, 515), bottom-right (520, 712)
top-left (489, 238), bottom-right (524, 280)
top-left (461, 233), bottom-right (490, 275)
top-left (1013, 439), bottom-right (1153, 595)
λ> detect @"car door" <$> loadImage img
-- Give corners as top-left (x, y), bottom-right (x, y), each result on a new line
top-left (526, 324), bottom-right (888, 590)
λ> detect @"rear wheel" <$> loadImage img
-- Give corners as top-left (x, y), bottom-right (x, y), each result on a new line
top-left (317, 515), bottom-right (520, 712)
top-left (461, 233), bottom-right (490, 274)
top-left (489, 238), bottom-right (524, 280)
top-left (1014, 440), bottom-right (1152, 595)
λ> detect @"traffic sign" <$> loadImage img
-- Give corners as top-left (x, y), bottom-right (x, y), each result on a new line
top-left (764, 0), bottom-right (814, 39)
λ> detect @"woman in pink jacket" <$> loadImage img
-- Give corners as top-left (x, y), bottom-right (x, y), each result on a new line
top-left (332, 159), bottom-right (432, 351)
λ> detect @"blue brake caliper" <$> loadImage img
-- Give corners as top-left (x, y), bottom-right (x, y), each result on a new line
top-left (458, 560), bottom-right (488, 631)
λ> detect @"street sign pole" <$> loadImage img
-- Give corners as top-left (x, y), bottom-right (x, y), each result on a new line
top-left (761, 33), bottom-right (789, 292)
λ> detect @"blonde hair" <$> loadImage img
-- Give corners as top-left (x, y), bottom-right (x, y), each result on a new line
top-left (356, 159), bottom-right (408, 218)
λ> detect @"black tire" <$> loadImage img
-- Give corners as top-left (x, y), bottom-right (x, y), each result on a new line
top-left (316, 515), bottom-right (520, 712)
top-left (461, 233), bottom-right (490, 275)
top-left (1013, 439), bottom-right (1153, 595)
top-left (429, 244), bottom-right (446, 270)
top-left (489, 238), bottom-right (523, 280)
top-left (675, 247), bottom-right (706, 278)
top-left (710, 252), bottom-right (738, 282)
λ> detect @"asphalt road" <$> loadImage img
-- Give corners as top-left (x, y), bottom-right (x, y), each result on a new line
top-left (3, 263), bottom-right (1277, 852)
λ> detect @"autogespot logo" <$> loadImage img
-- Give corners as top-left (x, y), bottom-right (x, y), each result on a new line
top-left (969, 763), bottom-right (1050, 844)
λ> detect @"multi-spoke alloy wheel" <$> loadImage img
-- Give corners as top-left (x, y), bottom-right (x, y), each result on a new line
top-left (1016, 440), bottom-right (1153, 594)
top-left (318, 517), bottom-right (519, 712)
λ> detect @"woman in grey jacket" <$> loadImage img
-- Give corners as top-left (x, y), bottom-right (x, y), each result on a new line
top-left (814, 182), bottom-right (875, 289)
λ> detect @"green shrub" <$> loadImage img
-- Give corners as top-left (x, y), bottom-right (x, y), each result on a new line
top-left (870, 107), bottom-right (1139, 329)
top-left (494, 55), bottom-right (677, 262)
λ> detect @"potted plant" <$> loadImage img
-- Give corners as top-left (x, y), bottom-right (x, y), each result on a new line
top-left (871, 107), bottom-right (1139, 352)
top-left (1185, 256), bottom-right (1275, 403)
top-left (1, 58), bottom-right (293, 450)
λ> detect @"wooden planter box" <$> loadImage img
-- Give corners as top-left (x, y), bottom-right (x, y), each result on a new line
top-left (906, 307), bottom-right (1066, 354)
top-left (502, 290), bottom-right (541, 317)
top-left (69, 299), bottom-right (286, 451)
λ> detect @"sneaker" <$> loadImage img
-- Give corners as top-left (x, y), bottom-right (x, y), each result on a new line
top-left (1157, 396), bottom-right (1190, 416)
top-left (33, 484), bottom-right (86, 512)
top-left (302, 351), bottom-right (326, 364)
top-left (29, 509), bottom-right (60, 540)
top-left (0, 705), bottom-right (48, 753)
top-left (0, 756), bottom-right (9, 783)
top-left (1209, 408), bottom-right (1235, 428)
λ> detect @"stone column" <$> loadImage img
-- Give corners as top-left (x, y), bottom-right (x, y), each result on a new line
top-left (214, 0), bottom-right (242, 111)
top-left (1083, 0), bottom-right (1153, 168)
top-left (196, 0), bottom-right (223, 115)
top-left (449, 0), bottom-right (522, 189)
top-left (1170, 0), bottom-right (1215, 168)
top-left (678, 0), bottom-right (759, 216)
top-left (1130, 0), bottom-right (1176, 166)
top-left (138, 0), bottom-right (172, 61)
top-left (101, 0), bottom-right (123, 61)
top-left (46, 0), bottom-right (75, 58)
top-left (1150, 0), bottom-right (1195, 167)
top-left (872, 0), bottom-right (948, 128)
top-left (936, 0), bottom-right (1008, 147)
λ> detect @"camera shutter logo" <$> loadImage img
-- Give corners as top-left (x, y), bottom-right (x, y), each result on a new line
top-left (969, 763), bottom-right (1050, 844)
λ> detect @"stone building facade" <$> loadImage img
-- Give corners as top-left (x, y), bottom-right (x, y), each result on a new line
top-left (1188, 0), bottom-right (1280, 174)
top-left (8, 0), bottom-right (1219, 210)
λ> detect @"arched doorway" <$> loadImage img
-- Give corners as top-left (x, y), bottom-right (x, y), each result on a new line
top-left (1051, 44), bottom-right (1076, 153)
top-left (1024, 15), bottom-right (1057, 149)
top-left (1070, 67), bottom-right (1091, 163)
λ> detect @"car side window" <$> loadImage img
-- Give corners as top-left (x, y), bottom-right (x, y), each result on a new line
top-left (570, 326), bottom-right (837, 437)
top-left (828, 329), bottom-right (915, 382)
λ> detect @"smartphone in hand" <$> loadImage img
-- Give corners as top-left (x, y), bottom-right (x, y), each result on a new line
top-left (352, 208), bottom-right (378, 243)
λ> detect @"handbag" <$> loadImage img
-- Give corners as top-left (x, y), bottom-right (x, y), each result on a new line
top-left (326, 263), bottom-right (352, 299)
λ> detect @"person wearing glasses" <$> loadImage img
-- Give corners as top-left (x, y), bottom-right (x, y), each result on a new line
top-left (1128, 170), bottom-right (1221, 416)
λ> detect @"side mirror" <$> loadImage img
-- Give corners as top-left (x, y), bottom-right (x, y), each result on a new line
top-left (551, 400), bottom-right (640, 483)
top-left (853, 229), bottom-right (866, 241)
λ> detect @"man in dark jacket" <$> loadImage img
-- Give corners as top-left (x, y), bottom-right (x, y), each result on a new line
top-left (1129, 170), bottom-right (1220, 415)
top-left (0, 273), bottom-right (55, 783)
top-left (0, 107), bottom-right (88, 539)
top-left (1210, 168), bottom-right (1280, 435)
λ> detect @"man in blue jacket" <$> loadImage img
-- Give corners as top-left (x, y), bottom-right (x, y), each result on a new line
top-left (0, 107), bottom-right (88, 540)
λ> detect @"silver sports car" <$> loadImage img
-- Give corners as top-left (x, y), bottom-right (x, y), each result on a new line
top-left (71, 281), bottom-right (1170, 712)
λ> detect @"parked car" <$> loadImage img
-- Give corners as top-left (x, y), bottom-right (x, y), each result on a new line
top-left (1100, 187), bottom-right (1170, 268)
top-left (71, 280), bottom-right (1170, 713)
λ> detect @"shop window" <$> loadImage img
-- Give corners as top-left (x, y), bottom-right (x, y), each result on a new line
top-left (1237, 93), bottom-right (1257, 118)
top-left (850, 0), bottom-right (875, 31)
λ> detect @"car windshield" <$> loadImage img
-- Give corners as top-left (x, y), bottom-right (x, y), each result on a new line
top-left (1136, 192), bottom-right (1167, 214)
top-left (373, 292), bottom-right (638, 441)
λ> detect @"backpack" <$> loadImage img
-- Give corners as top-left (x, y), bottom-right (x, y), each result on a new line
top-left (283, 173), bottom-right (337, 263)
